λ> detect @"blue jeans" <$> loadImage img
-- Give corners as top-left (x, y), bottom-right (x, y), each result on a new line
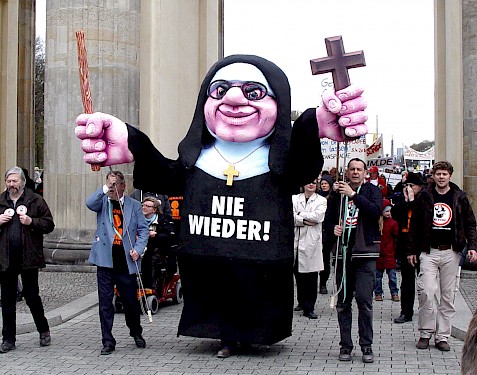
top-left (375, 268), bottom-right (399, 296)
top-left (335, 257), bottom-right (376, 351)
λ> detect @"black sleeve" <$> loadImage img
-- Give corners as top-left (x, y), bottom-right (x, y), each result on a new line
top-left (127, 124), bottom-right (186, 196)
top-left (288, 108), bottom-right (324, 190)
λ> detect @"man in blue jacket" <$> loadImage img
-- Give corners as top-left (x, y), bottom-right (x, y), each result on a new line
top-left (86, 170), bottom-right (149, 355)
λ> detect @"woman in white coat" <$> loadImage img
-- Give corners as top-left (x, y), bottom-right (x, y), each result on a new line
top-left (292, 179), bottom-right (327, 319)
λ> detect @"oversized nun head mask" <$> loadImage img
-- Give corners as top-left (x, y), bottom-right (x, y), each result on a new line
top-left (179, 55), bottom-right (291, 175)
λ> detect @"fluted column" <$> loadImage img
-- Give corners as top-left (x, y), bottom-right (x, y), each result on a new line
top-left (44, 0), bottom-right (140, 263)
top-left (43, 0), bottom-right (223, 264)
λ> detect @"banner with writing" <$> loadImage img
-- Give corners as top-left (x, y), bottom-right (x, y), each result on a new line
top-left (366, 134), bottom-right (383, 159)
top-left (321, 136), bottom-right (367, 170)
top-left (403, 145), bottom-right (435, 161)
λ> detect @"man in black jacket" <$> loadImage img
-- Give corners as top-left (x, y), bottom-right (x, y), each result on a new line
top-left (0, 166), bottom-right (55, 353)
top-left (391, 172), bottom-right (426, 324)
top-left (331, 158), bottom-right (382, 363)
top-left (408, 161), bottom-right (477, 351)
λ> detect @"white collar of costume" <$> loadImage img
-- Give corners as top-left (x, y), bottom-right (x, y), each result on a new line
top-left (195, 129), bottom-right (272, 181)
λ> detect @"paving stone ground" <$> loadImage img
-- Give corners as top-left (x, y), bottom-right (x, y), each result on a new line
top-left (0, 268), bottom-right (475, 374)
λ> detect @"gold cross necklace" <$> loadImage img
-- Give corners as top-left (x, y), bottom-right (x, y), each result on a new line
top-left (213, 144), bottom-right (266, 186)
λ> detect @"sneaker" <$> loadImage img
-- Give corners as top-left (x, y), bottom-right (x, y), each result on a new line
top-left (435, 341), bottom-right (450, 351)
top-left (39, 331), bottom-right (51, 347)
top-left (217, 346), bottom-right (232, 358)
top-left (0, 341), bottom-right (16, 353)
top-left (293, 304), bottom-right (303, 311)
top-left (362, 347), bottom-right (374, 363)
top-left (374, 294), bottom-right (383, 301)
top-left (416, 337), bottom-right (430, 349)
top-left (338, 347), bottom-right (352, 361)
top-left (392, 295), bottom-right (400, 302)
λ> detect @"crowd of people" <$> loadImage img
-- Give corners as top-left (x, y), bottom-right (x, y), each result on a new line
top-left (292, 159), bottom-right (477, 364)
top-left (1, 160), bottom-right (477, 368)
top-left (1, 49), bottom-right (477, 373)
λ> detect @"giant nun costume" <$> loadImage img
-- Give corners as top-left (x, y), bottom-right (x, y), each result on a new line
top-left (128, 55), bottom-right (323, 346)
top-left (75, 54), bottom-right (367, 352)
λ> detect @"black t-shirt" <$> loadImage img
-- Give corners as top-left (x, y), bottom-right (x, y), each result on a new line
top-left (431, 188), bottom-right (455, 247)
top-left (110, 200), bottom-right (128, 273)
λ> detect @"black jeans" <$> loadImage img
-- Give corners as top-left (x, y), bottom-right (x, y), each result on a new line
top-left (398, 255), bottom-right (418, 318)
top-left (294, 267), bottom-right (318, 314)
top-left (0, 268), bottom-right (49, 343)
top-left (335, 257), bottom-right (376, 351)
top-left (319, 239), bottom-right (333, 287)
top-left (96, 267), bottom-right (142, 347)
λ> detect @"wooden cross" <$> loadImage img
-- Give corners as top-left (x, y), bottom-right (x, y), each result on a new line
top-left (310, 35), bottom-right (366, 91)
top-left (223, 164), bottom-right (239, 186)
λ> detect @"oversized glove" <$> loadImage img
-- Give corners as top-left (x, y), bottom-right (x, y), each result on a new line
top-left (317, 85), bottom-right (368, 142)
top-left (75, 112), bottom-right (134, 166)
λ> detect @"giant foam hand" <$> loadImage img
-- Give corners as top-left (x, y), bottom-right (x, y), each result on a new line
top-left (317, 85), bottom-right (368, 142)
top-left (75, 112), bottom-right (134, 166)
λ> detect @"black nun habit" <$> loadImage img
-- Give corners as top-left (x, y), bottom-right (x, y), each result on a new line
top-left (126, 54), bottom-right (324, 345)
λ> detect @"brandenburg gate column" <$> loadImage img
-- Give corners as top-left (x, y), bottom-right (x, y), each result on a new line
top-left (43, 1), bottom-right (223, 264)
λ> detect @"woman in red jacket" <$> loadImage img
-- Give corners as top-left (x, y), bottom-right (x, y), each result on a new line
top-left (374, 199), bottom-right (399, 301)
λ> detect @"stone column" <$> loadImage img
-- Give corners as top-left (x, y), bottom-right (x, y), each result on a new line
top-left (43, 0), bottom-right (223, 264)
top-left (463, 0), bottom-right (477, 206)
top-left (43, 0), bottom-right (140, 263)
top-left (17, 0), bottom-right (35, 173)
top-left (0, 0), bottom-right (20, 188)
top-left (434, 0), bottom-right (463, 186)
top-left (139, 0), bottom-right (223, 157)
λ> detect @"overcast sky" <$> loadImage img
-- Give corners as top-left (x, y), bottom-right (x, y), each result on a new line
top-left (36, 1), bottom-right (434, 154)
top-left (224, 0), bottom-right (435, 154)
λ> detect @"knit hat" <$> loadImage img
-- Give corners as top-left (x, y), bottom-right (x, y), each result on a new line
top-left (369, 166), bottom-right (378, 173)
top-left (320, 174), bottom-right (334, 188)
top-left (405, 172), bottom-right (425, 186)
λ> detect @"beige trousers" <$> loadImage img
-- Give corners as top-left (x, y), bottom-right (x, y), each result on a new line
top-left (416, 248), bottom-right (461, 342)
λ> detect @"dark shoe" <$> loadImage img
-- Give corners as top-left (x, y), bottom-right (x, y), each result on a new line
top-left (319, 286), bottom-right (328, 294)
top-left (394, 314), bottom-right (412, 324)
top-left (435, 341), bottom-right (450, 351)
top-left (416, 337), bottom-right (430, 349)
top-left (0, 341), bottom-right (16, 353)
top-left (217, 346), bottom-right (232, 358)
top-left (100, 345), bottom-right (115, 355)
top-left (392, 294), bottom-right (400, 302)
top-left (338, 347), bottom-right (352, 361)
top-left (133, 334), bottom-right (146, 348)
top-left (303, 311), bottom-right (318, 319)
top-left (362, 347), bottom-right (374, 363)
top-left (39, 331), bottom-right (51, 347)
top-left (374, 294), bottom-right (383, 301)
top-left (294, 304), bottom-right (303, 311)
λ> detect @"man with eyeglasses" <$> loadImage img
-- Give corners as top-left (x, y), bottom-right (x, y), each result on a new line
top-left (391, 172), bottom-right (426, 324)
top-left (86, 170), bottom-right (149, 355)
top-left (75, 54), bottom-right (368, 358)
top-left (408, 161), bottom-right (477, 351)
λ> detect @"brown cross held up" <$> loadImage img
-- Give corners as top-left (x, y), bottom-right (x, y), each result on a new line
top-left (310, 35), bottom-right (365, 91)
